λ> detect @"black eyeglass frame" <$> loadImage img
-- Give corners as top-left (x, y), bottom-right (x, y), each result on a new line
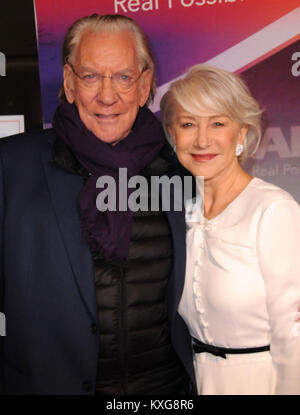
top-left (65, 57), bottom-right (146, 90)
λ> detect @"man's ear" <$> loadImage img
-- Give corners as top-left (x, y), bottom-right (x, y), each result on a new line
top-left (138, 69), bottom-right (153, 107)
top-left (63, 65), bottom-right (75, 104)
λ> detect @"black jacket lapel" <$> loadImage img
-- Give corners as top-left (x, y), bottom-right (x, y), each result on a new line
top-left (161, 166), bottom-right (187, 320)
top-left (42, 148), bottom-right (97, 320)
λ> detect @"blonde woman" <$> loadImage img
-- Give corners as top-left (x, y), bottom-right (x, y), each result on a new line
top-left (160, 64), bottom-right (300, 394)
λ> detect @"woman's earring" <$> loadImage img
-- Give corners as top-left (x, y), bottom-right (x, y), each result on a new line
top-left (235, 143), bottom-right (244, 157)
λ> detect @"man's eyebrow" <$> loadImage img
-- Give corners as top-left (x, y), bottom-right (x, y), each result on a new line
top-left (78, 65), bottom-right (97, 72)
top-left (78, 65), bottom-right (136, 73)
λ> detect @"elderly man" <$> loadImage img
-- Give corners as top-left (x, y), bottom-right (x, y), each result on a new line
top-left (0, 14), bottom-right (195, 394)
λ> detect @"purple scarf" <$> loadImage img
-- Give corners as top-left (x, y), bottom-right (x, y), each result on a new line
top-left (52, 101), bottom-right (165, 260)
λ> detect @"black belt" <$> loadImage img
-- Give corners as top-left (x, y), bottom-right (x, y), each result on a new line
top-left (192, 338), bottom-right (270, 359)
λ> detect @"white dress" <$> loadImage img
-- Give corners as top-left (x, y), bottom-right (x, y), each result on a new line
top-left (178, 177), bottom-right (300, 395)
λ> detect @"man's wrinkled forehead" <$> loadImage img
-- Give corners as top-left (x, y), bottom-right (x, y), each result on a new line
top-left (74, 29), bottom-right (140, 71)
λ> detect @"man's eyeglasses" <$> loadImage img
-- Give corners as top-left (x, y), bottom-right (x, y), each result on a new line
top-left (66, 58), bottom-right (145, 92)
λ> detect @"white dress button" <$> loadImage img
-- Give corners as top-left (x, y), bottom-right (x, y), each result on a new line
top-left (193, 281), bottom-right (201, 297)
top-left (195, 300), bottom-right (204, 313)
top-left (193, 265), bottom-right (200, 280)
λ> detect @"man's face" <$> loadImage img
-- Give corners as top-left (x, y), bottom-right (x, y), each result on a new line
top-left (63, 30), bottom-right (152, 144)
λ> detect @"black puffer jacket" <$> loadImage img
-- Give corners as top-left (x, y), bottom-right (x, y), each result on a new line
top-left (53, 138), bottom-right (190, 395)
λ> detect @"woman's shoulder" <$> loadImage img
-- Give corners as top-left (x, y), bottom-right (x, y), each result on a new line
top-left (248, 177), bottom-right (298, 206)
top-left (233, 177), bottom-right (300, 224)
top-left (237, 177), bottom-right (300, 236)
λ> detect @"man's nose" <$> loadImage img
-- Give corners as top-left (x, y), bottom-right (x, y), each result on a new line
top-left (96, 76), bottom-right (118, 105)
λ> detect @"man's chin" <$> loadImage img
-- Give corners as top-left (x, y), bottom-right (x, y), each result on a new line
top-left (92, 129), bottom-right (125, 145)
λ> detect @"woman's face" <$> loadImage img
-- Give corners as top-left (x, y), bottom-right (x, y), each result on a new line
top-left (169, 103), bottom-right (248, 181)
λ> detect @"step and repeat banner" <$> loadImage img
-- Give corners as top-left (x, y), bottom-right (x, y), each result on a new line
top-left (34, 0), bottom-right (300, 202)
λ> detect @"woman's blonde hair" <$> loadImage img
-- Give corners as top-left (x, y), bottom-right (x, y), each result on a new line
top-left (160, 64), bottom-right (263, 162)
top-left (59, 14), bottom-right (156, 103)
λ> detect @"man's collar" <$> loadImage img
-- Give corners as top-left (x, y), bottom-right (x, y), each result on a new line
top-left (51, 134), bottom-right (90, 178)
